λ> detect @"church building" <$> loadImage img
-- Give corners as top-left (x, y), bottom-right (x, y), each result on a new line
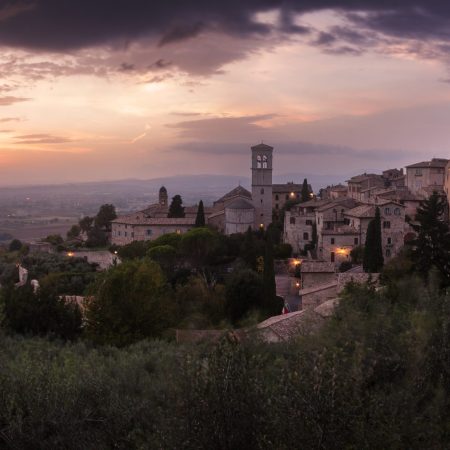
top-left (111, 142), bottom-right (306, 244)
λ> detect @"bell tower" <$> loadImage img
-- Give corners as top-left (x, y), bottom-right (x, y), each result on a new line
top-left (159, 186), bottom-right (168, 209)
top-left (251, 143), bottom-right (273, 229)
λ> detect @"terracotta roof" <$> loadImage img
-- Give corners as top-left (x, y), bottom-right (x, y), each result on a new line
top-left (215, 185), bottom-right (252, 204)
top-left (406, 158), bottom-right (448, 169)
top-left (347, 173), bottom-right (383, 183)
top-left (344, 204), bottom-right (376, 218)
top-left (112, 215), bottom-right (195, 225)
top-left (316, 198), bottom-right (359, 212)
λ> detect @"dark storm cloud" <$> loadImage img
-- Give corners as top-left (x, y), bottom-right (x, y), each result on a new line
top-left (2, 1), bottom-right (450, 52)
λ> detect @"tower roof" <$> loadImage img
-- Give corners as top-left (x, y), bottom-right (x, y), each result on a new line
top-left (251, 143), bottom-right (273, 151)
top-left (159, 186), bottom-right (167, 193)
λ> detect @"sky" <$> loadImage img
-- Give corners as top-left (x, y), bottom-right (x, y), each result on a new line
top-left (0, 0), bottom-right (450, 185)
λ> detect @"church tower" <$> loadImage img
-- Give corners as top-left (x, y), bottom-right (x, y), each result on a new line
top-left (159, 186), bottom-right (168, 209)
top-left (251, 143), bottom-right (273, 229)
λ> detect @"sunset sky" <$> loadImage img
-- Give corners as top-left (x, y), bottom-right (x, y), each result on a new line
top-left (1, 1), bottom-right (450, 185)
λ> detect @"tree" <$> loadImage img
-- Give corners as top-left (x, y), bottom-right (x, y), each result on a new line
top-left (147, 245), bottom-right (177, 272)
top-left (225, 269), bottom-right (263, 324)
top-left (195, 200), bottom-right (206, 227)
top-left (95, 204), bottom-right (117, 231)
top-left (363, 207), bottom-right (384, 273)
top-left (84, 259), bottom-right (175, 346)
top-left (301, 178), bottom-right (310, 202)
top-left (168, 195), bottom-right (185, 218)
top-left (67, 224), bottom-right (81, 239)
top-left (86, 227), bottom-right (108, 248)
top-left (8, 239), bottom-right (22, 252)
top-left (1, 284), bottom-right (82, 340)
top-left (263, 233), bottom-right (282, 316)
top-left (311, 222), bottom-right (318, 249)
top-left (79, 216), bottom-right (94, 233)
top-left (240, 227), bottom-right (259, 270)
top-left (180, 228), bottom-right (219, 268)
top-left (409, 192), bottom-right (450, 286)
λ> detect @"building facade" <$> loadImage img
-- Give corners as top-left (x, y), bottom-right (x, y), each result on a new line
top-left (406, 158), bottom-right (448, 198)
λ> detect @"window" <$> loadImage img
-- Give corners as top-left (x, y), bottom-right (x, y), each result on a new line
top-left (306, 220), bottom-right (313, 225)
top-left (354, 238), bottom-right (358, 245)
top-left (146, 229), bottom-right (152, 236)
top-left (383, 221), bottom-right (391, 229)
top-left (415, 168), bottom-right (422, 176)
top-left (386, 249), bottom-right (391, 257)
top-left (285, 194), bottom-right (289, 200)
top-left (384, 207), bottom-right (391, 215)
top-left (118, 231), bottom-right (121, 236)
top-left (257, 155), bottom-right (262, 169)
top-left (387, 237), bottom-right (392, 245)
top-left (124, 232), bottom-right (127, 237)
top-left (330, 252), bottom-right (335, 262)
top-left (290, 217), bottom-right (296, 225)
top-left (262, 155), bottom-right (268, 169)
top-left (275, 194), bottom-right (279, 200)
top-left (394, 208), bottom-right (400, 215)
top-left (303, 232), bottom-right (309, 240)
top-left (331, 238), bottom-right (335, 244)
top-left (275, 204), bottom-right (279, 210)
top-left (131, 232), bottom-right (134, 238)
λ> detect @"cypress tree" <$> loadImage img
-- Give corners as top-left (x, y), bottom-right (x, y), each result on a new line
top-left (301, 178), bottom-right (310, 202)
top-left (168, 195), bottom-right (185, 218)
top-left (363, 206), bottom-right (384, 273)
top-left (410, 192), bottom-right (450, 286)
top-left (263, 233), bottom-right (281, 316)
top-left (195, 200), bottom-right (206, 227)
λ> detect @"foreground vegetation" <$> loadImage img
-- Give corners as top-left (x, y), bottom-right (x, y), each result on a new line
top-left (0, 270), bottom-right (448, 449)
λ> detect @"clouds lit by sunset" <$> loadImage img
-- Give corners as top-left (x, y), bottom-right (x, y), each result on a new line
top-left (0, 1), bottom-right (450, 184)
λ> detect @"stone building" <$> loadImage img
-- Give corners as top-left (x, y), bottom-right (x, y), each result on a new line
top-left (406, 158), bottom-right (448, 198)
top-left (272, 181), bottom-right (313, 214)
top-left (344, 201), bottom-right (406, 260)
top-left (347, 173), bottom-right (386, 201)
top-left (446, 160), bottom-right (450, 217)
top-left (319, 227), bottom-right (360, 265)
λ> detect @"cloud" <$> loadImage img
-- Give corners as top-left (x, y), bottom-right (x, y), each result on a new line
top-left (13, 133), bottom-right (73, 144)
top-left (0, 96), bottom-right (30, 105)
top-left (0, 117), bottom-right (21, 122)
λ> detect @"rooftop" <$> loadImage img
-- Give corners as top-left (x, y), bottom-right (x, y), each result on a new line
top-left (112, 215), bottom-right (196, 225)
top-left (406, 158), bottom-right (448, 169)
top-left (226, 198), bottom-right (255, 210)
top-left (215, 185), bottom-right (252, 204)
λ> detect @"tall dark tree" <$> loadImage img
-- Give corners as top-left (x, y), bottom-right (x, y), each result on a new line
top-left (263, 233), bottom-right (282, 316)
top-left (8, 239), bottom-right (22, 252)
top-left (409, 192), bottom-right (450, 286)
top-left (241, 227), bottom-right (258, 270)
top-left (95, 204), bottom-right (117, 231)
top-left (363, 207), bottom-right (384, 273)
top-left (195, 200), bottom-right (205, 227)
top-left (301, 178), bottom-right (310, 202)
top-left (168, 195), bottom-right (185, 218)
top-left (311, 222), bottom-right (318, 249)
top-left (79, 216), bottom-right (94, 233)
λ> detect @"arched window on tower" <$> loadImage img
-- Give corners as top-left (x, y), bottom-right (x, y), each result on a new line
top-left (257, 155), bottom-right (262, 169)
top-left (262, 155), bottom-right (268, 168)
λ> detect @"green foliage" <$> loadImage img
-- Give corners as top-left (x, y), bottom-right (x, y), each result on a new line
top-left (274, 243), bottom-right (292, 259)
top-left (95, 203), bottom-right (117, 231)
top-left (148, 232), bottom-right (182, 250)
top-left (174, 276), bottom-right (226, 328)
top-left (168, 194), bottom-right (185, 218)
top-left (301, 177), bottom-right (310, 202)
top-left (225, 269), bottom-right (263, 324)
top-left (180, 227), bottom-right (219, 268)
top-left (86, 227), bottom-right (108, 247)
top-left (1, 284), bottom-right (82, 340)
top-left (363, 206), bottom-right (384, 272)
top-left (263, 234), bottom-right (281, 316)
top-left (44, 234), bottom-right (64, 247)
top-left (67, 224), bottom-right (81, 239)
top-left (195, 200), bottom-right (206, 227)
top-left (410, 192), bottom-right (450, 286)
top-left (350, 244), bottom-right (364, 264)
top-left (147, 245), bottom-right (177, 271)
top-left (85, 259), bottom-right (175, 346)
top-left (8, 238), bottom-right (22, 252)
top-left (79, 215), bottom-right (94, 233)
top-left (117, 240), bottom-right (149, 260)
